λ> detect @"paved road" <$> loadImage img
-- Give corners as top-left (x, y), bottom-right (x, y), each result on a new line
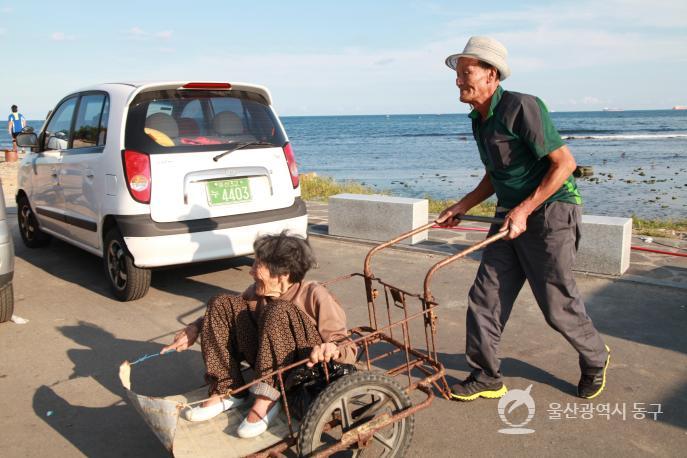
top-left (1, 218), bottom-right (686, 457)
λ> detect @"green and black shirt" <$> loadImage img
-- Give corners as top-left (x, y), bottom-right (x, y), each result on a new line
top-left (469, 85), bottom-right (582, 209)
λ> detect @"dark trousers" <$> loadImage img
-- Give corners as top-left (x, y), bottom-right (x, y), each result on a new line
top-left (201, 294), bottom-right (323, 399)
top-left (466, 201), bottom-right (608, 383)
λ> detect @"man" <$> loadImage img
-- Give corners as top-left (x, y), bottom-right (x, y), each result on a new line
top-left (8, 105), bottom-right (26, 153)
top-left (436, 36), bottom-right (609, 401)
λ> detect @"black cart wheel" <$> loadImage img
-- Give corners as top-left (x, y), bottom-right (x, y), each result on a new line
top-left (298, 372), bottom-right (414, 458)
top-left (17, 195), bottom-right (50, 248)
top-left (0, 282), bottom-right (13, 323)
top-left (104, 228), bottom-right (151, 301)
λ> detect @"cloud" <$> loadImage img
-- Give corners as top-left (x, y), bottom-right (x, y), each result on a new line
top-left (127, 26), bottom-right (146, 38)
top-left (42, 1), bottom-right (685, 114)
top-left (151, 42), bottom-right (467, 115)
top-left (125, 27), bottom-right (173, 41)
top-left (0, 6), bottom-right (12, 13)
top-left (51, 32), bottom-right (76, 41)
top-left (437, 1), bottom-right (687, 74)
top-left (446, 0), bottom-right (687, 31)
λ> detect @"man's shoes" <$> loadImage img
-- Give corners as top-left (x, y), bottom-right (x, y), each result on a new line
top-left (182, 395), bottom-right (248, 422)
top-left (578, 345), bottom-right (611, 399)
top-left (450, 374), bottom-right (508, 401)
top-left (237, 401), bottom-right (281, 438)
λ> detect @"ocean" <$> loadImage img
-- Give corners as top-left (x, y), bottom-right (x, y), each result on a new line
top-left (2, 111), bottom-right (685, 219)
top-left (283, 110), bottom-right (687, 219)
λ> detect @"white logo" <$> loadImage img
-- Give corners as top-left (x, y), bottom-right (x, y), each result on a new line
top-left (497, 384), bottom-right (535, 434)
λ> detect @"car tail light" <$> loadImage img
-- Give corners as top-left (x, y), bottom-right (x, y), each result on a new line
top-left (282, 143), bottom-right (299, 188)
top-left (123, 150), bottom-right (151, 203)
top-left (181, 82), bottom-right (232, 90)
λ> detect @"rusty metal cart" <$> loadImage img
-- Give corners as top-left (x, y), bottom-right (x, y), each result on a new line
top-left (120, 217), bottom-right (507, 457)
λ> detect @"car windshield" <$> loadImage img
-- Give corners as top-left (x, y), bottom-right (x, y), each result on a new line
top-left (125, 88), bottom-right (286, 154)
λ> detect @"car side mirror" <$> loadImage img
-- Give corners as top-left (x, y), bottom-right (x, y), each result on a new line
top-left (16, 132), bottom-right (38, 148)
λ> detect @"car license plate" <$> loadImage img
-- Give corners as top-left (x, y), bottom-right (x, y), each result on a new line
top-left (206, 178), bottom-right (251, 205)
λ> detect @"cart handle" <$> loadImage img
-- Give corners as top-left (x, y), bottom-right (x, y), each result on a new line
top-left (363, 215), bottom-right (504, 279)
top-left (423, 228), bottom-right (508, 302)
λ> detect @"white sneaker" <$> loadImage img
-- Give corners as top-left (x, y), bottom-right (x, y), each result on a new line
top-left (237, 401), bottom-right (281, 438)
top-left (182, 395), bottom-right (248, 422)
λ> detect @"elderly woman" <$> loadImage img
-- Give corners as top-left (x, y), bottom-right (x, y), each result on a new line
top-left (162, 232), bottom-right (355, 438)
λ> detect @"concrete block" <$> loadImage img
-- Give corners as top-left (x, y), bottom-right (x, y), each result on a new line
top-left (576, 215), bottom-right (632, 276)
top-left (328, 194), bottom-right (428, 245)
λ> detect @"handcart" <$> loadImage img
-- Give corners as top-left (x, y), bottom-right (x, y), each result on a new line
top-left (120, 216), bottom-right (507, 457)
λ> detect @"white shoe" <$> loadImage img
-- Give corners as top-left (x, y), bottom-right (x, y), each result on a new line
top-left (182, 395), bottom-right (248, 422)
top-left (237, 401), bottom-right (281, 438)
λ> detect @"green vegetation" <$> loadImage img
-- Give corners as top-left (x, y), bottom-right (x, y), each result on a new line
top-left (424, 196), bottom-right (496, 216)
top-left (300, 174), bottom-right (383, 200)
top-left (301, 174), bottom-right (496, 216)
top-left (301, 174), bottom-right (686, 238)
top-left (632, 215), bottom-right (687, 238)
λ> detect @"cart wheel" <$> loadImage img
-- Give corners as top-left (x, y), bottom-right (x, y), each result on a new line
top-left (298, 372), bottom-right (414, 457)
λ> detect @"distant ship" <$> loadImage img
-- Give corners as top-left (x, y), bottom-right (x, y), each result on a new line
top-left (602, 107), bottom-right (624, 112)
top-left (673, 105), bottom-right (687, 110)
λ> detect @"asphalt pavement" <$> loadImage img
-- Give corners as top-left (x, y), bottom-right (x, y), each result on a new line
top-left (1, 207), bottom-right (686, 457)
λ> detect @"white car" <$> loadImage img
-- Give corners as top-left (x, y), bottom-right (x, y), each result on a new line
top-left (16, 81), bottom-right (308, 301)
top-left (0, 182), bottom-right (14, 322)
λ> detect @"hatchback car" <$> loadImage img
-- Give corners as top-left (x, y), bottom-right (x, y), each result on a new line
top-left (16, 81), bottom-right (307, 301)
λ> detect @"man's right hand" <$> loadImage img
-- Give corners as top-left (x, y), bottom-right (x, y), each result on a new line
top-left (161, 324), bottom-right (199, 354)
top-left (436, 202), bottom-right (468, 227)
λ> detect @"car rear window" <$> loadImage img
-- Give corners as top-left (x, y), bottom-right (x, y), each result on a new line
top-left (125, 89), bottom-right (286, 154)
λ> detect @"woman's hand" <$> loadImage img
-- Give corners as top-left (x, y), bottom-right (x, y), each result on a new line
top-left (307, 342), bottom-right (340, 367)
top-left (161, 324), bottom-right (200, 354)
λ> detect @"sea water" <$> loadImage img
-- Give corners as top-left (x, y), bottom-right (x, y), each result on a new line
top-left (283, 110), bottom-right (687, 219)
top-left (2, 111), bottom-right (684, 219)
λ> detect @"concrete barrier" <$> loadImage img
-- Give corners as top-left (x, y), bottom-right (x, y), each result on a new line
top-left (326, 193), bottom-right (631, 275)
top-left (328, 194), bottom-right (428, 245)
top-left (576, 215), bottom-right (632, 276)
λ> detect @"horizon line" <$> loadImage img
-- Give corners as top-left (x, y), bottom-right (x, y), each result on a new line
top-left (20, 107), bottom-right (685, 122)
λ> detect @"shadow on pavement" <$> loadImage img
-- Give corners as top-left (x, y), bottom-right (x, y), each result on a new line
top-left (33, 321), bottom-right (210, 456)
top-left (435, 352), bottom-right (577, 396)
top-left (437, 272), bottom-right (687, 431)
top-left (583, 276), bottom-right (687, 430)
top-left (584, 276), bottom-right (686, 355)
top-left (33, 385), bottom-right (170, 458)
top-left (12, 224), bottom-right (252, 306)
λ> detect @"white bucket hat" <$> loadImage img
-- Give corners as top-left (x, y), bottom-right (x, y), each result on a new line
top-left (445, 36), bottom-right (511, 81)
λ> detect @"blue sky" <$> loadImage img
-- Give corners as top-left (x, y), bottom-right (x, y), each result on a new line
top-left (2, 0), bottom-right (686, 118)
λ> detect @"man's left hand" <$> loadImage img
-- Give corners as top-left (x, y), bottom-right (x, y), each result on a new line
top-left (501, 205), bottom-right (531, 240)
top-left (307, 342), bottom-right (340, 367)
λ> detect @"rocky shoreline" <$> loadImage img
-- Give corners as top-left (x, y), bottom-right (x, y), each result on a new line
top-left (2, 155), bottom-right (684, 240)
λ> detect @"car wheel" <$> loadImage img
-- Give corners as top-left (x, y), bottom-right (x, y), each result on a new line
top-left (104, 228), bottom-right (151, 301)
top-left (0, 283), bottom-right (13, 323)
top-left (17, 195), bottom-right (51, 248)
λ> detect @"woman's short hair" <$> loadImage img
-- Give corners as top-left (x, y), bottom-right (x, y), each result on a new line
top-left (253, 231), bottom-right (316, 283)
